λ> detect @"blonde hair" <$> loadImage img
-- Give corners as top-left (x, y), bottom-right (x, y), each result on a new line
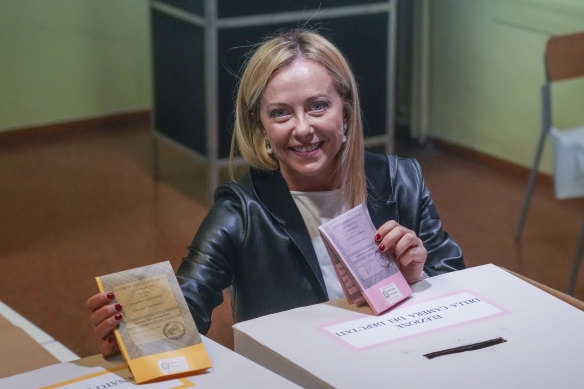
top-left (230, 29), bottom-right (367, 207)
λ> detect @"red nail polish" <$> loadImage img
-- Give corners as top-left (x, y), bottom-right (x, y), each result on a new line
top-left (114, 313), bottom-right (123, 321)
top-left (107, 336), bottom-right (115, 344)
top-left (378, 244), bottom-right (385, 251)
top-left (375, 234), bottom-right (381, 241)
top-left (106, 292), bottom-right (115, 300)
top-left (114, 303), bottom-right (123, 312)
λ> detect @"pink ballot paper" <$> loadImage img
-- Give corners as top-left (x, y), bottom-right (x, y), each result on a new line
top-left (318, 205), bottom-right (412, 315)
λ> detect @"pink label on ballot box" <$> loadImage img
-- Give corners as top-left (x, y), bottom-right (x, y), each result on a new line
top-left (318, 290), bottom-right (509, 351)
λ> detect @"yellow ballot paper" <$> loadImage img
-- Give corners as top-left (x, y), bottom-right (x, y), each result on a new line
top-left (96, 261), bottom-right (212, 384)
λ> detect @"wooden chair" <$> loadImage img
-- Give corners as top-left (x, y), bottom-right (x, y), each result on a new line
top-left (514, 31), bottom-right (584, 294)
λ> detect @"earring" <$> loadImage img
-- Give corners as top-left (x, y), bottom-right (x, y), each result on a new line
top-left (265, 138), bottom-right (273, 154)
top-left (342, 124), bottom-right (348, 143)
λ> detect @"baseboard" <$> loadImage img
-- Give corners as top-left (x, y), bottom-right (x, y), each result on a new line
top-left (0, 110), bottom-right (151, 145)
top-left (430, 138), bottom-right (553, 186)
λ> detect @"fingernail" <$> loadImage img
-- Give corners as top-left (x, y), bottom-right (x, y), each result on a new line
top-left (107, 336), bottom-right (115, 344)
top-left (114, 303), bottom-right (123, 312)
top-left (106, 292), bottom-right (115, 300)
top-left (378, 244), bottom-right (385, 251)
top-left (114, 313), bottom-right (123, 321)
top-left (375, 234), bottom-right (381, 241)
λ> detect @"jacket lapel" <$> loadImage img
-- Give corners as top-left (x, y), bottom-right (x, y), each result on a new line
top-left (250, 168), bottom-right (327, 297)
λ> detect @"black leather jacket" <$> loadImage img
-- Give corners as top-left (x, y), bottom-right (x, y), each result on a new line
top-left (177, 151), bottom-right (464, 334)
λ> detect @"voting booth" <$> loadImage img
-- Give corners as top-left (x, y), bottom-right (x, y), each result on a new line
top-left (150, 0), bottom-right (397, 200)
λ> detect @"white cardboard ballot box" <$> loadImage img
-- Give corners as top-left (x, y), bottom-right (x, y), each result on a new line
top-left (0, 335), bottom-right (300, 389)
top-left (233, 264), bottom-right (584, 389)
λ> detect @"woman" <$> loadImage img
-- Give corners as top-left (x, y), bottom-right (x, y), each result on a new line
top-left (88, 29), bottom-right (464, 356)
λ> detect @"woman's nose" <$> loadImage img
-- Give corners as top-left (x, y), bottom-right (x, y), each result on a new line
top-left (294, 115), bottom-right (314, 139)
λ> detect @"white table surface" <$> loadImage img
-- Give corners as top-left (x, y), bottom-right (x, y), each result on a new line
top-left (0, 335), bottom-right (299, 388)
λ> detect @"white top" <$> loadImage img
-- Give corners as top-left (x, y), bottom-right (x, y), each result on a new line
top-left (290, 190), bottom-right (347, 300)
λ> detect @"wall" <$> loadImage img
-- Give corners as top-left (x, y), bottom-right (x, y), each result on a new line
top-left (3, 0), bottom-right (582, 175)
top-left (429, 0), bottom-right (584, 173)
top-left (0, 1), bottom-right (151, 132)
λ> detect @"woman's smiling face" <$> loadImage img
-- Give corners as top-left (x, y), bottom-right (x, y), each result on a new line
top-left (259, 58), bottom-right (345, 192)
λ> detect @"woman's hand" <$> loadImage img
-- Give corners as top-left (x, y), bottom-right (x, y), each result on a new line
top-left (374, 220), bottom-right (427, 283)
top-left (86, 292), bottom-right (124, 356)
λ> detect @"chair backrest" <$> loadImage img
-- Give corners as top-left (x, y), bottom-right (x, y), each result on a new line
top-left (545, 31), bottom-right (584, 82)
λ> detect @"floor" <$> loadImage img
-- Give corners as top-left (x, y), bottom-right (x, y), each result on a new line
top-left (1, 118), bottom-right (584, 360)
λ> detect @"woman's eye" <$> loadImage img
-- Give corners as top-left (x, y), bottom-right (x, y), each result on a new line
top-left (311, 101), bottom-right (329, 111)
top-left (270, 108), bottom-right (287, 118)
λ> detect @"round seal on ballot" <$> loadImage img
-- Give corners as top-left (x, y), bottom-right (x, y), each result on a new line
top-left (163, 321), bottom-right (186, 340)
top-left (375, 251), bottom-right (391, 268)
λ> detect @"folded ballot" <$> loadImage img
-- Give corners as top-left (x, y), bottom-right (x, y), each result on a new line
top-left (318, 205), bottom-right (412, 315)
top-left (96, 261), bottom-right (211, 384)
